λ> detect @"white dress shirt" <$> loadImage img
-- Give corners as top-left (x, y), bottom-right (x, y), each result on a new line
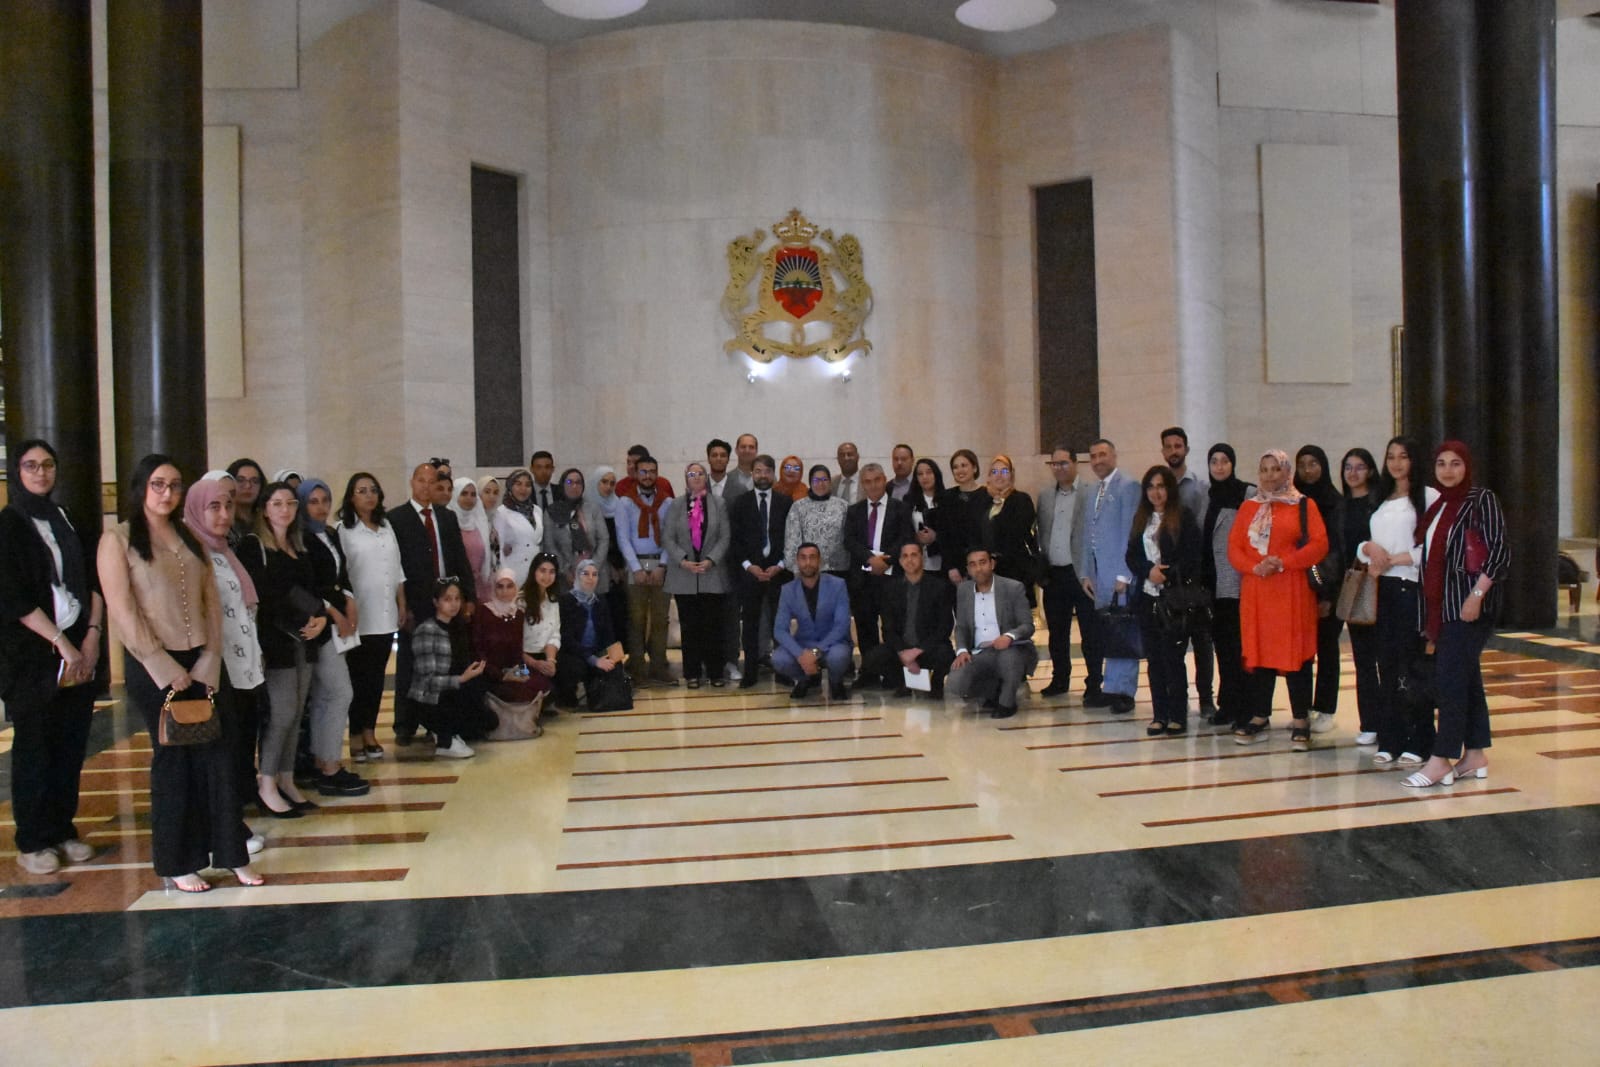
top-left (342, 519), bottom-right (405, 635)
top-left (973, 587), bottom-right (1001, 647)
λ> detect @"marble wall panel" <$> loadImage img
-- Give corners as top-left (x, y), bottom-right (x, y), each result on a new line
top-left (1556, 125), bottom-right (1600, 536)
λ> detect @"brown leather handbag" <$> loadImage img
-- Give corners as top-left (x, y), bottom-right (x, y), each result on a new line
top-left (159, 685), bottom-right (220, 746)
top-left (1335, 564), bottom-right (1378, 626)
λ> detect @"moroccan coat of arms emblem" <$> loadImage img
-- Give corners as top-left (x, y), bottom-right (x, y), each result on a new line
top-left (722, 209), bottom-right (874, 363)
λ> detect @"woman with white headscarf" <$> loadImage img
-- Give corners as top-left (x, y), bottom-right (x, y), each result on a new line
top-left (449, 477), bottom-right (493, 591)
top-left (477, 474), bottom-right (504, 572)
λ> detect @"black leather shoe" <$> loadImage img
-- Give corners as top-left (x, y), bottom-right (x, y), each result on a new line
top-left (1110, 695), bottom-right (1136, 714)
top-left (831, 683), bottom-right (850, 701)
top-left (893, 686), bottom-right (912, 698)
top-left (990, 704), bottom-right (1018, 719)
top-left (789, 679), bottom-right (813, 699)
top-left (1082, 689), bottom-right (1112, 707)
top-left (738, 675), bottom-right (758, 689)
top-left (980, 698), bottom-right (1001, 714)
top-left (1040, 681), bottom-right (1071, 697)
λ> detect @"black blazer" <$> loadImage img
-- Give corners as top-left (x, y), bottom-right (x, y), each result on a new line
top-left (881, 574), bottom-right (955, 654)
top-left (0, 505), bottom-right (100, 704)
top-left (558, 593), bottom-right (617, 658)
top-left (305, 528), bottom-right (353, 609)
top-left (1124, 507), bottom-right (1204, 600)
top-left (240, 534), bottom-right (331, 669)
top-left (728, 487), bottom-right (793, 576)
top-left (937, 486), bottom-right (991, 577)
top-left (388, 500), bottom-right (475, 620)
top-left (844, 495), bottom-right (915, 581)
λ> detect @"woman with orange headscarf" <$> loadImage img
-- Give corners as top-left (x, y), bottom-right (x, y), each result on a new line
top-left (776, 455), bottom-right (808, 502)
top-left (979, 454), bottom-right (1040, 606)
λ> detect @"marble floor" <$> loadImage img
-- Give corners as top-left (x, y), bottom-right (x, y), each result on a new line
top-left (2, 613), bottom-right (1598, 1065)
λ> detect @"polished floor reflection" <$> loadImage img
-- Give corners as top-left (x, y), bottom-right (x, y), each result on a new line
top-left (2, 616), bottom-right (1598, 1064)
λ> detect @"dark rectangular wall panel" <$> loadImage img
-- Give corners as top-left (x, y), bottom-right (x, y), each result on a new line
top-left (1035, 179), bottom-right (1099, 454)
top-left (471, 165), bottom-right (523, 468)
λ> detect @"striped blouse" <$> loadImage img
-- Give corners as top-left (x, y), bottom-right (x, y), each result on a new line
top-left (1420, 486), bottom-right (1510, 623)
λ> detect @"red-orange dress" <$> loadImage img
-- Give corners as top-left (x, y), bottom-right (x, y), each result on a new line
top-left (1227, 497), bottom-right (1328, 672)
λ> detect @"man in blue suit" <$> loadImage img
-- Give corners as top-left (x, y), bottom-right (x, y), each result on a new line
top-left (773, 542), bottom-right (854, 700)
top-left (1075, 438), bottom-right (1143, 713)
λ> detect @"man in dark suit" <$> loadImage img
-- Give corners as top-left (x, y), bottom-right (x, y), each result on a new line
top-left (728, 455), bottom-right (793, 687)
top-left (388, 460), bottom-right (476, 744)
top-left (843, 463), bottom-right (913, 663)
top-left (858, 541), bottom-right (955, 697)
top-left (948, 547), bottom-right (1038, 718)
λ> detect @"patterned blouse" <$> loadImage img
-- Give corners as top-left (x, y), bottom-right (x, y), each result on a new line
top-left (783, 495), bottom-right (850, 572)
top-left (207, 551), bottom-right (265, 690)
top-left (407, 617), bottom-right (461, 705)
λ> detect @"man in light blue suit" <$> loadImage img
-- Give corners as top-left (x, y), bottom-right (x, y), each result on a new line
top-left (1075, 438), bottom-right (1143, 713)
top-left (773, 542), bottom-right (854, 700)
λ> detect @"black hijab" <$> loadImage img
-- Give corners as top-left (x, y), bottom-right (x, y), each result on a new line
top-left (1202, 443), bottom-right (1251, 545)
top-left (807, 464), bottom-right (833, 503)
top-left (7, 439), bottom-right (90, 605)
top-left (1293, 444), bottom-right (1341, 525)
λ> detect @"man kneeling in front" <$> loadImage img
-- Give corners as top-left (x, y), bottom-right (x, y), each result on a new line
top-left (772, 542), bottom-right (854, 700)
top-left (947, 547), bottom-right (1038, 718)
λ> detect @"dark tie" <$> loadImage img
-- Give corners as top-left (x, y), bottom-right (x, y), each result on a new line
top-left (539, 487), bottom-right (549, 510)
top-left (422, 506), bottom-right (441, 577)
top-left (758, 492), bottom-right (770, 556)
top-left (868, 500), bottom-right (880, 551)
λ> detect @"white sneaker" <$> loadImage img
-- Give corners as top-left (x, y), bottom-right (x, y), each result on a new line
top-left (58, 839), bottom-right (95, 864)
top-left (17, 850), bottom-right (60, 875)
top-left (246, 833), bottom-right (266, 855)
top-left (1308, 711), bottom-right (1336, 734)
top-left (1355, 731), bottom-right (1378, 746)
top-left (435, 737), bottom-right (476, 759)
top-left (725, 662), bottom-right (743, 682)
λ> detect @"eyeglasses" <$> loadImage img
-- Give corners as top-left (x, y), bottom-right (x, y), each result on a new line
top-left (811, 476), bottom-right (831, 484)
top-left (148, 478), bottom-right (184, 495)
top-left (20, 459), bottom-right (57, 474)
top-left (783, 464), bottom-right (802, 472)
top-left (235, 475), bottom-right (262, 487)
top-left (1046, 461), bottom-right (1072, 469)
top-left (685, 471), bottom-right (706, 479)
top-left (353, 484), bottom-right (378, 495)
top-left (563, 477), bottom-right (583, 485)
top-left (990, 467), bottom-right (1011, 477)
top-left (1342, 462), bottom-right (1368, 472)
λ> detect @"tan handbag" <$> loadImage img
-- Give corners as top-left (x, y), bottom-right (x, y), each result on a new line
top-left (159, 686), bottom-right (220, 746)
top-left (1335, 564), bottom-right (1377, 625)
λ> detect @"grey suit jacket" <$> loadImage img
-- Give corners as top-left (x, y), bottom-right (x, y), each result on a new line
top-left (1035, 479), bottom-right (1089, 577)
top-left (662, 493), bottom-right (732, 595)
top-left (953, 576), bottom-right (1039, 673)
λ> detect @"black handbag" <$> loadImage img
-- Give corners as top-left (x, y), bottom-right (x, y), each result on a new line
top-left (1398, 652), bottom-right (1436, 709)
top-left (586, 667), bottom-right (634, 713)
top-left (1297, 498), bottom-right (1342, 598)
top-left (1096, 590), bottom-right (1143, 659)
top-left (1154, 579), bottom-right (1213, 639)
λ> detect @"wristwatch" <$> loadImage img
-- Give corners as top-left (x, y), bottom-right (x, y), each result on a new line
top-left (1470, 588), bottom-right (1485, 599)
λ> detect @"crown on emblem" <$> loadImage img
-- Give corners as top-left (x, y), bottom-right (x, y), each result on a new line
top-left (771, 209), bottom-right (819, 243)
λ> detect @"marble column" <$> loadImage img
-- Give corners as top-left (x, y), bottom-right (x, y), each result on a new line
top-left (1395, 0), bottom-right (1483, 452)
top-left (0, 0), bottom-right (101, 524)
top-left (1478, 0), bottom-right (1558, 628)
top-left (106, 0), bottom-right (207, 488)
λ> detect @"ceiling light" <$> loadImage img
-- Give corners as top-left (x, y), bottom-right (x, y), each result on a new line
top-left (542, 0), bottom-right (648, 20)
top-left (954, 0), bottom-right (1058, 33)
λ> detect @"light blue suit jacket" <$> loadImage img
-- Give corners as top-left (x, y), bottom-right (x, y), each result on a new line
top-left (1075, 468), bottom-right (1142, 609)
top-left (773, 573), bottom-right (853, 658)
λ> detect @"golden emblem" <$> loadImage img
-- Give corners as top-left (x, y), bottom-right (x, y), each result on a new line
top-left (722, 209), bottom-right (874, 363)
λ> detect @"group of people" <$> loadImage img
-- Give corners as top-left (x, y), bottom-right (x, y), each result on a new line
top-left (0, 425), bottom-right (1507, 889)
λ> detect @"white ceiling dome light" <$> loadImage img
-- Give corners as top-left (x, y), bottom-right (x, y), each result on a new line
top-left (954, 0), bottom-right (1058, 33)
top-left (542, 0), bottom-right (648, 20)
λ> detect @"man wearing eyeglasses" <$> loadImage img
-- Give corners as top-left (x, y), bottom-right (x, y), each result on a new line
top-left (388, 462), bottom-right (477, 744)
top-left (1036, 446), bottom-right (1093, 699)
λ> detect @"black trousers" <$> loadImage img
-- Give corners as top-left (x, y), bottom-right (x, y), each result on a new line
top-left (1310, 611), bottom-right (1343, 714)
top-left (848, 574), bottom-right (890, 658)
top-left (1186, 624), bottom-right (1215, 708)
top-left (1211, 597), bottom-right (1246, 724)
top-left (1041, 565), bottom-right (1096, 690)
top-left (124, 649), bottom-right (247, 875)
top-left (1375, 577), bottom-right (1430, 756)
top-left (676, 593), bottom-right (727, 681)
top-left (418, 675), bottom-right (497, 746)
top-left (740, 574), bottom-right (786, 670)
top-left (1137, 602), bottom-right (1190, 726)
top-left (8, 673), bottom-right (96, 854)
top-left (1246, 660), bottom-right (1313, 721)
top-left (1434, 618), bottom-right (1492, 759)
top-left (228, 682), bottom-right (264, 807)
top-left (1347, 619), bottom-right (1381, 733)
top-left (393, 627), bottom-right (418, 737)
top-left (858, 641), bottom-right (955, 692)
top-left (346, 632), bottom-right (394, 737)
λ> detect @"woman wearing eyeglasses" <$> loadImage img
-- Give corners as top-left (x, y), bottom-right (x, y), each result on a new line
top-left (548, 468), bottom-right (611, 591)
top-left (2, 440), bottom-right (105, 876)
top-left (100, 455), bottom-right (258, 891)
top-left (1338, 447), bottom-right (1381, 745)
top-left (225, 457), bottom-right (266, 545)
top-left (978, 454), bottom-right (1039, 607)
top-left (776, 455), bottom-right (809, 502)
top-left (663, 462), bottom-right (732, 687)
top-left (783, 464), bottom-right (850, 575)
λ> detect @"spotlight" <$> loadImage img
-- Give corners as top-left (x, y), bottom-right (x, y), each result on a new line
top-left (838, 369), bottom-right (852, 383)
top-left (746, 372), bottom-right (758, 384)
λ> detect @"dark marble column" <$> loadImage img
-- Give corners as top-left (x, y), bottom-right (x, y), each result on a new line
top-left (106, 0), bottom-right (207, 487)
top-left (1478, 0), bottom-right (1558, 628)
top-left (1395, 0), bottom-right (1483, 453)
top-left (0, 0), bottom-right (102, 525)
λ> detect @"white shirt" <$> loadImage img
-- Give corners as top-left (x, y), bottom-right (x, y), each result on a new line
top-left (972, 587), bottom-right (1001, 648)
top-left (709, 474), bottom-right (730, 500)
top-left (833, 472), bottom-right (861, 506)
top-left (495, 507), bottom-right (544, 588)
top-left (523, 599), bottom-right (562, 653)
top-left (860, 495), bottom-right (888, 567)
top-left (207, 551), bottom-right (265, 689)
top-left (1358, 488), bottom-right (1439, 583)
top-left (31, 517), bottom-right (81, 628)
top-left (1141, 514), bottom-right (1164, 596)
top-left (342, 520), bottom-right (405, 635)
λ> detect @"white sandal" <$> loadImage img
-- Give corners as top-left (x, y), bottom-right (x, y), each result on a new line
top-left (1400, 768), bottom-right (1455, 788)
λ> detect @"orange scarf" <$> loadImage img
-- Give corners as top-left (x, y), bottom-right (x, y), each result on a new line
top-left (621, 483), bottom-right (667, 541)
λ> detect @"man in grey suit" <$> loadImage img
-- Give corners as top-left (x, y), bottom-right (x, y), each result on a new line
top-left (947, 547), bottom-right (1038, 718)
top-left (1036, 445), bottom-right (1094, 698)
top-left (1076, 438), bottom-right (1143, 714)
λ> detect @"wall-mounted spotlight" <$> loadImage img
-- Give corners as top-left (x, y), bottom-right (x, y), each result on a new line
top-left (838, 369), bottom-right (852, 383)
top-left (746, 372), bottom-right (759, 384)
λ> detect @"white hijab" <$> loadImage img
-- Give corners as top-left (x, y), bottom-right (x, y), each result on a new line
top-left (449, 475), bottom-right (492, 548)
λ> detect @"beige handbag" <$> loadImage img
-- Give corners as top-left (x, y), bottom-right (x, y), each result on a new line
top-left (1335, 564), bottom-right (1377, 625)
